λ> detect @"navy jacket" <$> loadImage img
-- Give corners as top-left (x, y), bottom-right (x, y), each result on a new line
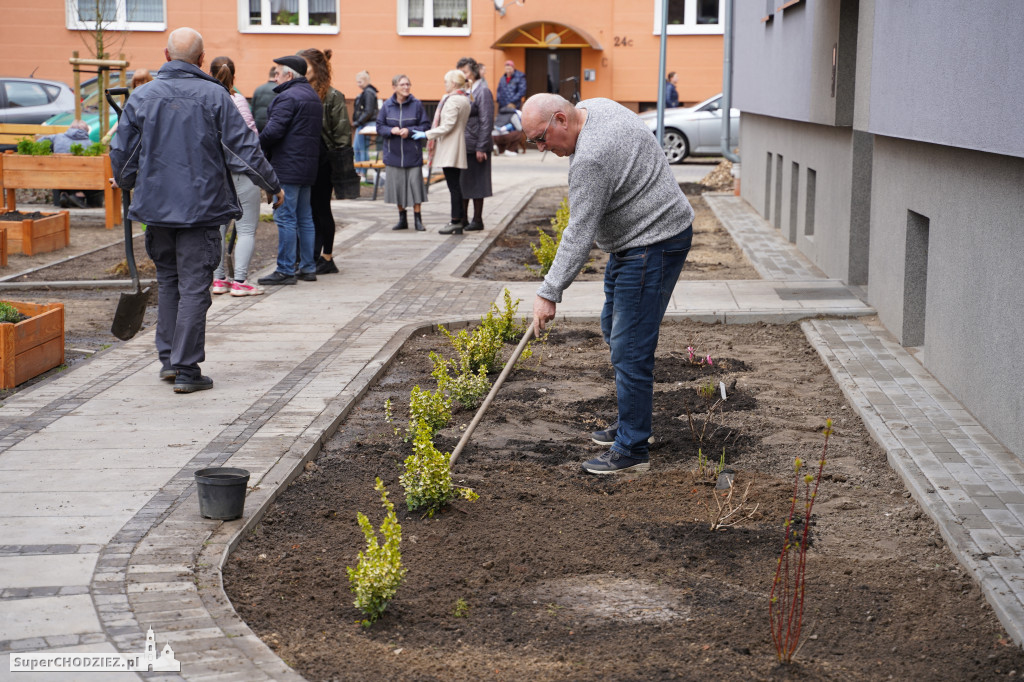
top-left (259, 77), bottom-right (323, 185)
top-left (375, 93), bottom-right (429, 168)
top-left (665, 82), bottom-right (679, 108)
top-left (496, 69), bottom-right (526, 110)
top-left (109, 61), bottom-right (279, 228)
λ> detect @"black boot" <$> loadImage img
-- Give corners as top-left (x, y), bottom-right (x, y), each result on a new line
top-left (413, 213), bottom-right (425, 231)
top-left (391, 210), bottom-right (408, 230)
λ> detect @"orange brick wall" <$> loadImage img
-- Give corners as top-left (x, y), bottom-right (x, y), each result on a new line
top-left (5, 1), bottom-right (723, 107)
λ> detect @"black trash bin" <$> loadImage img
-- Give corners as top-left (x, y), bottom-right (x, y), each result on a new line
top-left (194, 467), bottom-right (250, 520)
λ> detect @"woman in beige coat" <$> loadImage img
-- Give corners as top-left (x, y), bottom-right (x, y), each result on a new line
top-left (415, 70), bottom-right (471, 234)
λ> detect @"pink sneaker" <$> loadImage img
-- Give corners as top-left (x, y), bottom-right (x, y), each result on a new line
top-left (212, 279), bottom-right (230, 294)
top-left (230, 280), bottom-right (264, 297)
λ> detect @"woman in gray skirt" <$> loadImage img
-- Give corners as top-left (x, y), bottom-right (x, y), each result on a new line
top-left (457, 57), bottom-right (494, 231)
top-left (376, 74), bottom-right (430, 230)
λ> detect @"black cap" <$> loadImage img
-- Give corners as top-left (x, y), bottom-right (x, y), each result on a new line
top-left (273, 55), bottom-right (307, 76)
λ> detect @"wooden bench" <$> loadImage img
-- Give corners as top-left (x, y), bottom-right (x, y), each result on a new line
top-left (0, 123), bottom-right (66, 149)
top-left (0, 151), bottom-right (122, 229)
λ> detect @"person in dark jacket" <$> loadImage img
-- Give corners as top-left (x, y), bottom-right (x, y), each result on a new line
top-left (257, 55), bottom-right (323, 286)
top-left (251, 66), bottom-right (278, 131)
top-left (376, 74), bottom-right (430, 231)
top-left (496, 60), bottom-right (527, 112)
top-left (298, 47), bottom-right (353, 275)
top-left (664, 72), bottom-right (679, 108)
top-left (352, 70), bottom-right (378, 179)
top-left (457, 57), bottom-right (494, 231)
top-left (110, 27), bottom-right (282, 393)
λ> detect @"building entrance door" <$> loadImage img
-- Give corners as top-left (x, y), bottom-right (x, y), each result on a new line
top-left (525, 49), bottom-right (581, 102)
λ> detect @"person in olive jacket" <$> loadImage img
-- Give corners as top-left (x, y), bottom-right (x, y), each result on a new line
top-left (258, 55), bottom-right (323, 285)
top-left (298, 48), bottom-right (355, 275)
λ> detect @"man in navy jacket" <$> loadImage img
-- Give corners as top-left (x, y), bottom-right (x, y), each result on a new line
top-left (110, 27), bottom-right (282, 393)
top-left (258, 55), bottom-right (323, 286)
top-left (496, 60), bottom-right (527, 112)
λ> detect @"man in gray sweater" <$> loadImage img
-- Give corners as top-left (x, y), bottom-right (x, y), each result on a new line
top-left (523, 93), bottom-right (694, 475)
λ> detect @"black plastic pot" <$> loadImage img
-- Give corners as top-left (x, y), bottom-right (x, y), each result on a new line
top-left (194, 467), bottom-right (250, 520)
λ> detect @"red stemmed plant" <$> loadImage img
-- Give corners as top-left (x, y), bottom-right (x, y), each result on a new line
top-left (769, 419), bottom-right (832, 663)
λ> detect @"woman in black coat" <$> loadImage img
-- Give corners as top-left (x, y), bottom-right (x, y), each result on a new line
top-left (456, 57), bottom-right (493, 231)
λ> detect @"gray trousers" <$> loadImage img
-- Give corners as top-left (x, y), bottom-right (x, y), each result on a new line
top-left (145, 225), bottom-right (221, 378)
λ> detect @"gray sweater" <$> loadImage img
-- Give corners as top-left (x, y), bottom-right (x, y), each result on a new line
top-left (537, 98), bottom-right (694, 303)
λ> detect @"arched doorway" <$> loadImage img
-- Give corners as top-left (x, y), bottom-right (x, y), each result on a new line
top-left (491, 22), bottom-right (603, 103)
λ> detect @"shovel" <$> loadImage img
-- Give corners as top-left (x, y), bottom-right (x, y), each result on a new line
top-left (105, 87), bottom-right (150, 341)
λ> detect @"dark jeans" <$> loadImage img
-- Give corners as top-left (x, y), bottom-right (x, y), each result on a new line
top-left (443, 167), bottom-right (464, 222)
top-left (312, 155), bottom-right (335, 257)
top-left (600, 227), bottom-right (692, 457)
top-left (275, 183), bottom-right (315, 275)
top-left (145, 225), bottom-right (221, 378)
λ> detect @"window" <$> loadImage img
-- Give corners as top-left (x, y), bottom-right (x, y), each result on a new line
top-left (653, 0), bottom-right (723, 35)
top-left (242, 0), bottom-right (339, 34)
top-left (398, 0), bottom-right (471, 36)
top-left (66, 0), bottom-right (165, 31)
top-left (4, 82), bottom-right (59, 108)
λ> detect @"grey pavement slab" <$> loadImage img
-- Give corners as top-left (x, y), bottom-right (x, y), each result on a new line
top-left (0, 150), bottom-right (1021, 681)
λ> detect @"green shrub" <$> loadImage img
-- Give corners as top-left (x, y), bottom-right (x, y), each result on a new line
top-left (400, 419), bottom-right (478, 517)
top-left (347, 478), bottom-right (406, 626)
top-left (406, 384), bottom-right (451, 440)
top-left (481, 288), bottom-right (529, 344)
top-left (0, 302), bottom-right (25, 324)
top-left (527, 197), bottom-right (569, 276)
top-left (16, 138), bottom-right (52, 156)
top-left (431, 350), bottom-right (490, 410)
top-left (69, 143), bottom-right (84, 156)
top-left (441, 323), bottom-right (503, 375)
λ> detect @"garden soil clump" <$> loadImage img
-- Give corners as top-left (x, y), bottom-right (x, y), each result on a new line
top-left (466, 185), bottom-right (759, 282)
top-left (224, 319), bottom-right (1024, 680)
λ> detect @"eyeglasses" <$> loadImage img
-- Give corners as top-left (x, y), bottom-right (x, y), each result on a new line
top-left (526, 112), bottom-right (557, 145)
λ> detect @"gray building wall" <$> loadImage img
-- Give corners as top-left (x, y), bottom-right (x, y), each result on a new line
top-left (869, 138), bottom-right (1024, 452)
top-left (866, 2), bottom-right (1024, 159)
top-left (739, 114), bottom-right (854, 280)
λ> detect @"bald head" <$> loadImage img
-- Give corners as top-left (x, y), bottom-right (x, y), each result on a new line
top-left (522, 93), bottom-right (584, 157)
top-left (166, 27), bottom-right (204, 65)
top-left (522, 93), bottom-right (574, 125)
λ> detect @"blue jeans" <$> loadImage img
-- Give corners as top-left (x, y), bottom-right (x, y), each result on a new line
top-left (600, 227), bottom-right (692, 458)
top-left (274, 183), bottom-right (315, 276)
top-left (354, 131), bottom-right (369, 166)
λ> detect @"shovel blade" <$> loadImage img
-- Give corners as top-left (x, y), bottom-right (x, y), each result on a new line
top-left (110, 286), bottom-right (151, 340)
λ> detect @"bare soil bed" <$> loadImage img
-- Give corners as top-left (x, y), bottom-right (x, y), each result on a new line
top-left (223, 320), bottom-right (1024, 681)
top-left (466, 184), bottom-right (759, 282)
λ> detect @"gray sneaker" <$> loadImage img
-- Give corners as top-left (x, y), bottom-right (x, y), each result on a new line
top-left (590, 422), bottom-right (654, 446)
top-left (581, 450), bottom-right (650, 475)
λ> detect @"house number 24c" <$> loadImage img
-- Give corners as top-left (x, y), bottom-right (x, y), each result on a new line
top-left (614, 36), bottom-right (634, 47)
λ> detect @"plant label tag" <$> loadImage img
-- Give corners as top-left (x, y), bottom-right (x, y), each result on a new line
top-left (720, 381), bottom-right (727, 401)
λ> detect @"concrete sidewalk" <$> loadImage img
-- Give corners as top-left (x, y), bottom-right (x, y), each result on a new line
top-left (1, 153), bottom-right (1021, 681)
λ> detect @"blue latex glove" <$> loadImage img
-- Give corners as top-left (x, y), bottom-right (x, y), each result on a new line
top-left (411, 130), bottom-right (426, 140)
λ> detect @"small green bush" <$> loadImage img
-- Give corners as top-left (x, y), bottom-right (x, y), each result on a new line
top-left (16, 138), bottom-right (52, 156)
top-left (527, 197), bottom-right (569, 276)
top-left (400, 419), bottom-right (478, 516)
top-left (481, 288), bottom-right (529, 344)
top-left (432, 350), bottom-right (490, 410)
top-left (0, 302), bottom-right (25, 324)
top-left (441, 323), bottom-right (504, 375)
top-left (347, 478), bottom-right (406, 626)
top-left (406, 384), bottom-right (451, 440)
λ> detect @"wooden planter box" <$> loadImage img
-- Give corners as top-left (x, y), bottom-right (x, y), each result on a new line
top-left (0, 152), bottom-right (122, 229)
top-left (2, 210), bottom-right (70, 256)
top-left (0, 301), bottom-right (65, 389)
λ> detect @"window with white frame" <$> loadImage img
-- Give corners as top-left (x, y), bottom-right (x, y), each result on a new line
top-left (66, 0), bottom-right (166, 31)
top-left (242, 0), bottom-right (339, 34)
top-left (653, 0), bottom-right (723, 35)
top-left (398, 0), bottom-right (471, 36)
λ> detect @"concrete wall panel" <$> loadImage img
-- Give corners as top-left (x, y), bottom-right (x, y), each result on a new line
top-left (869, 137), bottom-right (1024, 452)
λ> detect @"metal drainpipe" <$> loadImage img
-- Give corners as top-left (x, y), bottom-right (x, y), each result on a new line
top-left (721, 0), bottom-right (741, 163)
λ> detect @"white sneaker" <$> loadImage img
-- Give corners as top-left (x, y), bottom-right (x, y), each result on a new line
top-left (211, 279), bottom-right (230, 294)
top-left (503, 150), bottom-right (518, 157)
top-left (230, 280), bottom-right (264, 296)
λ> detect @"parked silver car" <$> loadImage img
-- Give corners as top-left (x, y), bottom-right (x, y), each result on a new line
top-left (0, 77), bottom-right (75, 124)
top-left (638, 94), bottom-right (740, 164)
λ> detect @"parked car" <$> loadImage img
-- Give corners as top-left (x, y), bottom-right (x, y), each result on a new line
top-left (0, 77), bottom-right (75, 124)
top-left (638, 94), bottom-right (740, 164)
